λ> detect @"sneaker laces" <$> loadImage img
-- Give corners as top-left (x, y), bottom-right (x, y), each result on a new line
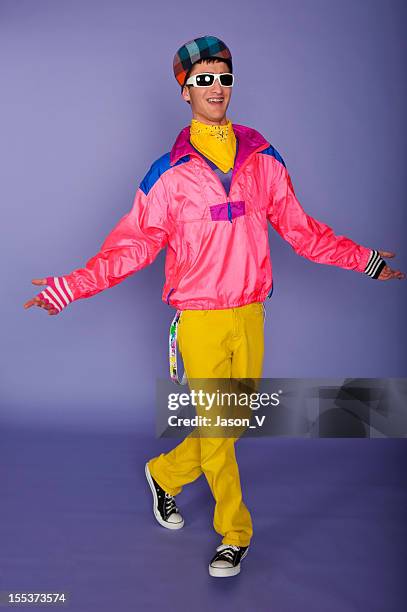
top-left (164, 492), bottom-right (178, 516)
top-left (215, 544), bottom-right (240, 562)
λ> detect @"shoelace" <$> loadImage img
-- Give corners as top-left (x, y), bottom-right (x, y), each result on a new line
top-left (164, 492), bottom-right (178, 517)
top-left (215, 544), bottom-right (240, 562)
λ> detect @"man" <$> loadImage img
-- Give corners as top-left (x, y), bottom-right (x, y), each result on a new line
top-left (24, 35), bottom-right (405, 578)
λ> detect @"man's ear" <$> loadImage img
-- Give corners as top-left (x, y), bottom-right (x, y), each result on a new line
top-left (181, 85), bottom-right (191, 104)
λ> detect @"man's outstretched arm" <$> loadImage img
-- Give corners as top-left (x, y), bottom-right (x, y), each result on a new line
top-left (266, 153), bottom-right (405, 281)
top-left (24, 173), bottom-right (171, 315)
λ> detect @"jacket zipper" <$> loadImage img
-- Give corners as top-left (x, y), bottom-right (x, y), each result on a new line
top-left (188, 144), bottom-right (270, 220)
top-left (227, 202), bottom-right (232, 223)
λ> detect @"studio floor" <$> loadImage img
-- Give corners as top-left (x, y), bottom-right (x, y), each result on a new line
top-left (1, 425), bottom-right (405, 611)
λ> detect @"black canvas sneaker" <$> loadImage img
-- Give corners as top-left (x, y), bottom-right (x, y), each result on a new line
top-left (145, 462), bottom-right (184, 530)
top-left (209, 543), bottom-right (249, 577)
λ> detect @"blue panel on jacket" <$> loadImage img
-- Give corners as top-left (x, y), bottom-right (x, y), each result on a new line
top-left (139, 153), bottom-right (190, 195)
top-left (259, 145), bottom-right (286, 168)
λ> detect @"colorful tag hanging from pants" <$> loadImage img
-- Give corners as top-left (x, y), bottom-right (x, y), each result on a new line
top-left (169, 310), bottom-right (188, 385)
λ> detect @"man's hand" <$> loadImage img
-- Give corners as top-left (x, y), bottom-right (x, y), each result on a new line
top-left (24, 279), bottom-right (60, 315)
top-left (24, 276), bottom-right (73, 315)
top-left (377, 251), bottom-right (406, 281)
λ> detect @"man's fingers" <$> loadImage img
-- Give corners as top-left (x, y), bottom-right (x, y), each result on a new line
top-left (378, 266), bottom-right (406, 280)
top-left (387, 268), bottom-right (405, 280)
top-left (24, 296), bottom-right (51, 309)
top-left (378, 250), bottom-right (395, 258)
top-left (47, 305), bottom-right (60, 313)
top-left (24, 283), bottom-right (62, 313)
top-left (377, 266), bottom-right (392, 280)
top-left (24, 297), bottom-right (44, 309)
top-left (31, 278), bottom-right (48, 286)
top-left (24, 281), bottom-right (48, 308)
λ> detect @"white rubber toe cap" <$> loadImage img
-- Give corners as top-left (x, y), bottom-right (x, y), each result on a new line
top-left (166, 512), bottom-right (184, 525)
top-left (210, 560), bottom-right (233, 569)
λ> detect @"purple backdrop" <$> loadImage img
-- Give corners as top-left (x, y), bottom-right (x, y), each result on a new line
top-left (1, 0), bottom-right (406, 430)
top-left (1, 2), bottom-right (406, 611)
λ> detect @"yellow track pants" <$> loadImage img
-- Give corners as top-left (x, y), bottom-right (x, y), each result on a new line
top-left (147, 302), bottom-right (265, 547)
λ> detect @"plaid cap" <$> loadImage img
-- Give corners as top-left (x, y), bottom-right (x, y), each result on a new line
top-left (173, 35), bottom-right (232, 87)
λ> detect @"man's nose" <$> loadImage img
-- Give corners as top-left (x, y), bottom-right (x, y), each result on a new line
top-left (210, 76), bottom-right (223, 93)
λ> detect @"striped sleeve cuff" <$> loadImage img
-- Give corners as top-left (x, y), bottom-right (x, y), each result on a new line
top-left (38, 276), bottom-right (74, 313)
top-left (364, 249), bottom-right (386, 279)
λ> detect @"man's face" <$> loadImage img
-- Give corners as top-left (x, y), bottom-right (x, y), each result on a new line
top-left (181, 60), bottom-right (232, 125)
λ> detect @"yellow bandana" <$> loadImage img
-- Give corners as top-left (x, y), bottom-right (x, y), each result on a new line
top-left (189, 118), bottom-right (237, 173)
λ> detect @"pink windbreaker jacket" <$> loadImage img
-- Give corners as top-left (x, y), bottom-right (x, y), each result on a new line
top-left (41, 123), bottom-right (376, 312)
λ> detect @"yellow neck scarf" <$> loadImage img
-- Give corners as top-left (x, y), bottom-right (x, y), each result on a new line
top-left (189, 117), bottom-right (236, 173)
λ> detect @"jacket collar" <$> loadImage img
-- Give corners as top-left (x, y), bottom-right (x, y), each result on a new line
top-left (169, 123), bottom-right (269, 176)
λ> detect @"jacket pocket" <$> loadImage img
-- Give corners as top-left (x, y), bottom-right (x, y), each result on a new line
top-left (166, 242), bottom-right (194, 304)
top-left (166, 287), bottom-right (176, 304)
top-left (175, 242), bottom-right (193, 282)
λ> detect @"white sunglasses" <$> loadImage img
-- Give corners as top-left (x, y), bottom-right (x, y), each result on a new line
top-left (185, 72), bottom-right (234, 88)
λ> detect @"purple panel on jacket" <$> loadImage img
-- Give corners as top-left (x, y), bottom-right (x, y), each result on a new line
top-left (210, 201), bottom-right (246, 221)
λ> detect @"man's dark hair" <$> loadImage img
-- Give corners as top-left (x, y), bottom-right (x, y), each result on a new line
top-left (182, 57), bottom-right (233, 105)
